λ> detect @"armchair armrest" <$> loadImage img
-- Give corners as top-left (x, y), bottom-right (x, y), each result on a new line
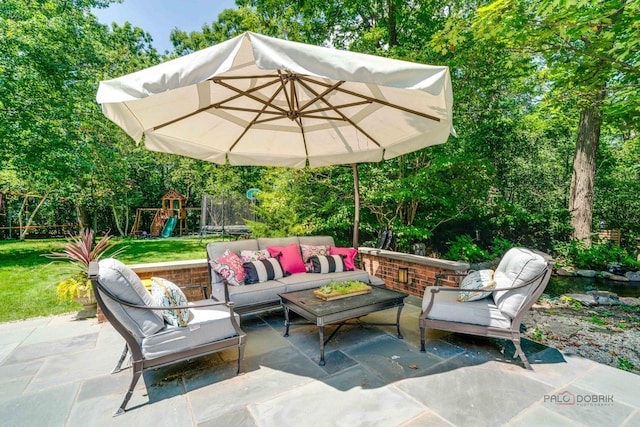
top-left (95, 280), bottom-right (234, 311)
top-left (434, 272), bottom-right (468, 286)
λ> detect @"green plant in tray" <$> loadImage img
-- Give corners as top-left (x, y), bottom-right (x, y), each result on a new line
top-left (318, 280), bottom-right (370, 295)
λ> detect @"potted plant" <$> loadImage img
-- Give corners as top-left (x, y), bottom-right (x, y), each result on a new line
top-left (47, 228), bottom-right (122, 318)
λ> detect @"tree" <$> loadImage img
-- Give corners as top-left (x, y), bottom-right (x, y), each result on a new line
top-left (473, 0), bottom-right (640, 244)
top-left (1, 0), bottom-right (164, 236)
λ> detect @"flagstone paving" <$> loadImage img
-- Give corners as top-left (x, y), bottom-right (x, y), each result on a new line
top-left (1, 296), bottom-right (638, 427)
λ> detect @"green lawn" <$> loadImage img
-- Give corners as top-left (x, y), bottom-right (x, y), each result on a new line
top-left (0, 236), bottom-right (222, 323)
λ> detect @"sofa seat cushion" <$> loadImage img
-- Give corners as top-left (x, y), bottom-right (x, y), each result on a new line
top-left (422, 289), bottom-right (511, 329)
top-left (492, 248), bottom-right (549, 319)
top-left (141, 305), bottom-right (240, 360)
top-left (278, 270), bottom-right (371, 293)
top-left (227, 281), bottom-right (287, 307)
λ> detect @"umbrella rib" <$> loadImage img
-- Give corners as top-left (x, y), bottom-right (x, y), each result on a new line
top-left (298, 80), bottom-right (345, 111)
top-left (211, 77), bottom-right (282, 109)
top-left (214, 78), bottom-right (288, 114)
top-left (297, 75), bottom-right (441, 122)
top-left (214, 105), bottom-right (287, 116)
top-left (303, 100), bottom-right (372, 115)
top-left (291, 76), bottom-right (308, 158)
top-left (296, 78), bottom-right (382, 148)
top-left (278, 71), bottom-right (295, 116)
top-left (153, 77), bottom-right (283, 131)
top-left (228, 81), bottom-right (287, 153)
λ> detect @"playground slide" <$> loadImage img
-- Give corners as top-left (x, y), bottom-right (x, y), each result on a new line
top-left (160, 216), bottom-right (177, 238)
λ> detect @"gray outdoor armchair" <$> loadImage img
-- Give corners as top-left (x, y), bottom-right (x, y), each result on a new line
top-left (88, 258), bottom-right (246, 416)
top-left (419, 248), bottom-right (554, 370)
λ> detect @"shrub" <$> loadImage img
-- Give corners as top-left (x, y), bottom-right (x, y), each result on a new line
top-left (445, 234), bottom-right (490, 263)
top-left (552, 239), bottom-right (640, 271)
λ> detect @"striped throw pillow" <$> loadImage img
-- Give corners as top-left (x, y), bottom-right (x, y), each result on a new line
top-left (243, 258), bottom-right (285, 284)
top-left (310, 255), bottom-right (346, 274)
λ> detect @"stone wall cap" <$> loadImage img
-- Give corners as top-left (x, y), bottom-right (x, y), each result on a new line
top-left (358, 247), bottom-right (469, 271)
top-left (129, 259), bottom-right (208, 273)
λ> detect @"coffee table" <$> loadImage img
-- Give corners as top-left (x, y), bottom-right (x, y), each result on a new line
top-left (279, 286), bottom-right (407, 365)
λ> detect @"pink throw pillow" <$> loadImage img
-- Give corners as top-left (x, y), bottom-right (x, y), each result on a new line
top-left (267, 244), bottom-right (306, 275)
top-left (329, 247), bottom-right (358, 271)
top-left (212, 249), bottom-right (246, 286)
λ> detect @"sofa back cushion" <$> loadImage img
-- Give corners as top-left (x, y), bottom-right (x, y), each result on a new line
top-left (257, 237), bottom-right (299, 249)
top-left (298, 236), bottom-right (335, 247)
top-left (98, 258), bottom-right (165, 340)
top-left (492, 248), bottom-right (549, 318)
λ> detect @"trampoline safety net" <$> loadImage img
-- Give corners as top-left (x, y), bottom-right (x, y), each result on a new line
top-left (199, 193), bottom-right (256, 238)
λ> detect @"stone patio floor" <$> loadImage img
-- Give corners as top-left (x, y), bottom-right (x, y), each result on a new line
top-left (1, 296), bottom-right (639, 427)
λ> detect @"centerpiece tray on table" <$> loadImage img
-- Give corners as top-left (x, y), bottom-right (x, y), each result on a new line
top-left (313, 280), bottom-right (372, 301)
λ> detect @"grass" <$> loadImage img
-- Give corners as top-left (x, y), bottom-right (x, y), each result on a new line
top-left (0, 236), bottom-right (223, 323)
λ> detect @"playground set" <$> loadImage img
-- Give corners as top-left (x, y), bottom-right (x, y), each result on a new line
top-left (130, 190), bottom-right (196, 237)
top-left (0, 188), bottom-right (257, 240)
top-left (130, 190), bottom-right (256, 238)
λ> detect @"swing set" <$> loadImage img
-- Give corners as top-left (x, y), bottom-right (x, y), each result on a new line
top-left (0, 190), bottom-right (79, 239)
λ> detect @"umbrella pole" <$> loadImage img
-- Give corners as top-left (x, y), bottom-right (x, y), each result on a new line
top-left (352, 163), bottom-right (360, 249)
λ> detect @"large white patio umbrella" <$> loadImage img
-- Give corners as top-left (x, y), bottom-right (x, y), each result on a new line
top-left (96, 32), bottom-right (455, 246)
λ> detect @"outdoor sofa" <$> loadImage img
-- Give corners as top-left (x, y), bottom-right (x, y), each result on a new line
top-left (206, 236), bottom-right (381, 314)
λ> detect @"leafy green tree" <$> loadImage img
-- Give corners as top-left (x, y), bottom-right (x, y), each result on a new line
top-left (471, 0), bottom-right (640, 243)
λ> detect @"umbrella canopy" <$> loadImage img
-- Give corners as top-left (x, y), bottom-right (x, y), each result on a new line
top-left (97, 32), bottom-right (455, 168)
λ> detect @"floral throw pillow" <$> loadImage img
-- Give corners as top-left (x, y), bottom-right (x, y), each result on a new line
top-left (301, 244), bottom-right (329, 272)
top-left (240, 249), bottom-right (271, 264)
top-left (457, 270), bottom-right (497, 302)
top-left (151, 277), bottom-right (190, 327)
top-left (212, 249), bottom-right (246, 286)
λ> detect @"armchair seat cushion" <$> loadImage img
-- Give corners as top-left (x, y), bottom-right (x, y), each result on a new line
top-left (141, 305), bottom-right (241, 360)
top-left (422, 290), bottom-right (511, 329)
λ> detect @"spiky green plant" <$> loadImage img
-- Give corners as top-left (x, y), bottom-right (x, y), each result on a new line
top-left (46, 228), bottom-right (123, 302)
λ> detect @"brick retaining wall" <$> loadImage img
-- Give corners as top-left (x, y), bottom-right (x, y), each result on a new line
top-left (358, 247), bottom-right (469, 298)
top-left (97, 250), bottom-right (469, 322)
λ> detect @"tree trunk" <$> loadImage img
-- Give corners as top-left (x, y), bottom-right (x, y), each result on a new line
top-left (111, 204), bottom-right (125, 236)
top-left (569, 89), bottom-right (605, 244)
top-left (388, 0), bottom-right (398, 47)
top-left (19, 192), bottom-right (49, 240)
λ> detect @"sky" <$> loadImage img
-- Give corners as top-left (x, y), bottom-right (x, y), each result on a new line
top-left (92, 0), bottom-right (238, 53)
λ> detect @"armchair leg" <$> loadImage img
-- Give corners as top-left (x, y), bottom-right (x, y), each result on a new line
top-left (513, 339), bottom-right (533, 370)
top-left (114, 363), bottom-right (142, 417)
top-left (237, 343), bottom-right (245, 374)
top-left (111, 344), bottom-right (129, 374)
top-left (419, 326), bottom-right (426, 352)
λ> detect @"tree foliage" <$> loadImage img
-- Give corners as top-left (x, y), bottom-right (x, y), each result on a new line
top-left (2, 0), bottom-right (639, 259)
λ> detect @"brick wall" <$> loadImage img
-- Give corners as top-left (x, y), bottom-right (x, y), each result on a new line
top-left (97, 259), bottom-right (209, 323)
top-left (359, 247), bottom-right (469, 298)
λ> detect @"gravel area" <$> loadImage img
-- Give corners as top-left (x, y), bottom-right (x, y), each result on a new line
top-left (522, 295), bottom-right (640, 375)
